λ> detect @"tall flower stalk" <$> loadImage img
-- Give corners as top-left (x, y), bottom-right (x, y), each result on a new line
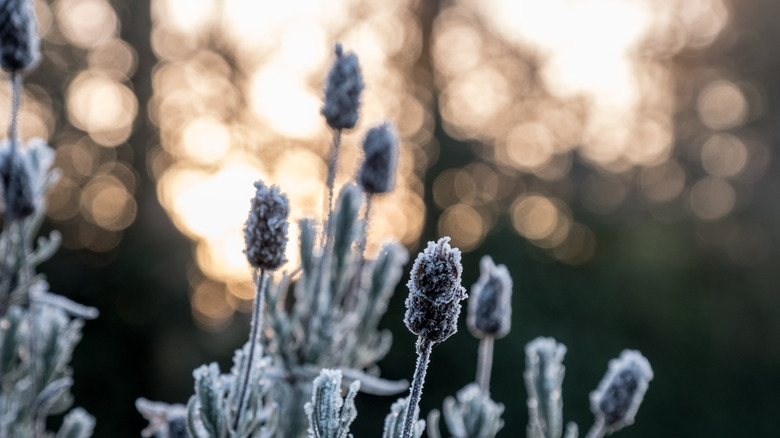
top-left (401, 237), bottom-right (467, 438)
top-left (233, 181), bottom-right (289, 431)
top-left (467, 256), bottom-right (512, 395)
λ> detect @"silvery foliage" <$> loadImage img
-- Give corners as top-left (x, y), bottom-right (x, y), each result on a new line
top-left (265, 170), bottom-right (409, 437)
top-left (0, 139), bottom-right (98, 437)
top-left (185, 346), bottom-right (275, 438)
top-left (139, 44), bottom-right (409, 438)
top-left (524, 337), bottom-right (577, 438)
top-left (382, 397), bottom-right (424, 438)
top-left (426, 383), bottom-right (504, 438)
top-left (136, 398), bottom-right (189, 438)
top-left (304, 369), bottom-right (359, 438)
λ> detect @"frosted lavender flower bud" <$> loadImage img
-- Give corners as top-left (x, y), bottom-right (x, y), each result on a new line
top-left (404, 237), bottom-right (467, 347)
top-left (590, 350), bottom-right (653, 432)
top-left (243, 181), bottom-right (289, 270)
top-left (0, 143), bottom-right (35, 220)
top-left (0, 0), bottom-right (40, 72)
top-left (321, 43), bottom-right (364, 130)
top-left (358, 122), bottom-right (398, 194)
top-left (467, 255), bottom-right (512, 339)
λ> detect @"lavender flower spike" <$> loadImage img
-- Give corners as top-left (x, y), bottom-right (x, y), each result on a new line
top-left (243, 181), bottom-right (290, 270)
top-left (0, 143), bottom-right (35, 220)
top-left (358, 122), bottom-right (399, 195)
top-left (0, 0), bottom-right (40, 72)
top-left (404, 237), bottom-right (467, 347)
top-left (467, 255), bottom-right (513, 339)
top-left (321, 43), bottom-right (364, 130)
top-left (589, 350), bottom-right (653, 435)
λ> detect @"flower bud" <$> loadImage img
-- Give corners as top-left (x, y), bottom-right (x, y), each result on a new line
top-left (321, 43), bottom-right (364, 130)
top-left (467, 255), bottom-right (512, 339)
top-left (0, 143), bottom-right (35, 221)
top-left (590, 350), bottom-right (653, 432)
top-left (243, 181), bottom-right (290, 270)
top-left (0, 0), bottom-right (40, 72)
top-left (404, 237), bottom-right (467, 346)
top-left (358, 122), bottom-right (398, 195)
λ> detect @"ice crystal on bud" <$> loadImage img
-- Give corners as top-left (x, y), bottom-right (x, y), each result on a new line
top-left (590, 350), bottom-right (653, 433)
top-left (404, 237), bottom-right (467, 345)
top-left (321, 44), bottom-right (364, 130)
top-left (243, 181), bottom-right (290, 270)
top-left (358, 122), bottom-right (398, 195)
top-left (0, 0), bottom-right (40, 72)
top-left (467, 256), bottom-right (512, 339)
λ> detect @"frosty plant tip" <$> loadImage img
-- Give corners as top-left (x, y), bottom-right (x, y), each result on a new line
top-left (587, 350), bottom-right (654, 438)
top-left (402, 236), bottom-right (467, 438)
top-left (467, 255), bottom-right (512, 394)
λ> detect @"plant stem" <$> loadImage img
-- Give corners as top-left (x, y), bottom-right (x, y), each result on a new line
top-left (344, 194), bottom-right (372, 312)
top-left (306, 129), bottom-right (342, 350)
top-left (324, 129), bottom-right (342, 243)
top-left (9, 72), bottom-right (21, 149)
top-left (476, 335), bottom-right (494, 395)
top-left (585, 417), bottom-right (605, 438)
top-left (233, 268), bottom-right (267, 432)
top-left (402, 338), bottom-right (433, 438)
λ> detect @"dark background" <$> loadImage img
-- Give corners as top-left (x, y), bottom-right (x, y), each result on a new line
top-left (30, 0), bottom-right (780, 436)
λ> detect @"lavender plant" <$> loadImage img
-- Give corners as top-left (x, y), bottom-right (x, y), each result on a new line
top-left (139, 41), bottom-right (655, 438)
top-left (0, 0), bottom-right (97, 436)
top-left (139, 43), bottom-right (409, 438)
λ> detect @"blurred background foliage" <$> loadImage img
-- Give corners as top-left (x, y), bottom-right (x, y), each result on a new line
top-left (11, 0), bottom-right (780, 435)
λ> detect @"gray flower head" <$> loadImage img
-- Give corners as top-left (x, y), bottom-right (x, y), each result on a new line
top-left (467, 255), bottom-right (513, 339)
top-left (321, 43), bottom-right (364, 130)
top-left (0, 0), bottom-right (40, 72)
top-left (358, 122), bottom-right (399, 195)
top-left (243, 180), bottom-right (290, 270)
top-left (590, 350), bottom-right (653, 433)
top-left (404, 237), bottom-right (467, 347)
top-left (0, 141), bottom-right (35, 221)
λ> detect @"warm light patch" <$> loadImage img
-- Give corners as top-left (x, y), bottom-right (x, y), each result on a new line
top-left (57, 0), bottom-right (118, 48)
top-left (67, 72), bottom-right (137, 146)
top-left (157, 0), bottom-right (215, 33)
top-left (438, 203), bottom-right (485, 252)
top-left (640, 161), bottom-right (686, 203)
top-left (701, 134), bottom-right (748, 178)
top-left (697, 80), bottom-right (748, 131)
top-left (250, 66), bottom-right (323, 139)
top-left (180, 118), bottom-right (232, 165)
top-left (690, 177), bottom-right (735, 221)
top-left (510, 194), bottom-right (559, 241)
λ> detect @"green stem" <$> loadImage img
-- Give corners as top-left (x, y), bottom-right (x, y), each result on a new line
top-left (233, 268), bottom-right (267, 432)
top-left (585, 417), bottom-right (605, 438)
top-left (402, 338), bottom-right (433, 438)
top-left (476, 335), bottom-right (494, 395)
top-left (9, 72), bottom-right (21, 149)
top-left (325, 129), bottom-right (342, 232)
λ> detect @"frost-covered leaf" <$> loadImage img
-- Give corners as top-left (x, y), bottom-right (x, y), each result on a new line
top-left (305, 369), bottom-right (359, 438)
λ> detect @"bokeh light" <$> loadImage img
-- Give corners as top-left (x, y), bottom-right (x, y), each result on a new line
top-left (146, 0), bottom-right (431, 327)
top-left (21, 0), bottom-right (772, 327)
